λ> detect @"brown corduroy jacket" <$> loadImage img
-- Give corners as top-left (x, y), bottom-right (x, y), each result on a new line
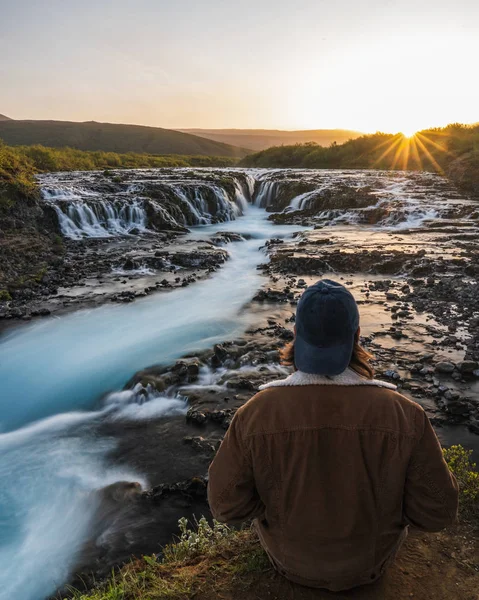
top-left (207, 369), bottom-right (459, 591)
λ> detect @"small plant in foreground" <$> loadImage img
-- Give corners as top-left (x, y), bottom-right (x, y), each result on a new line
top-left (443, 444), bottom-right (479, 516)
top-left (162, 516), bottom-right (232, 563)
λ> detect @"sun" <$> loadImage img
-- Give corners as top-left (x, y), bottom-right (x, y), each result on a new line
top-left (400, 128), bottom-right (417, 139)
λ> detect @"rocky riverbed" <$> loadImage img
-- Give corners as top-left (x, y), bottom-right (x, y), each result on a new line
top-left (1, 167), bottom-right (478, 599)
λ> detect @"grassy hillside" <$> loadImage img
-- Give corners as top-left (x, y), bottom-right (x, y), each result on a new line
top-left (240, 123), bottom-right (479, 194)
top-left (0, 120), bottom-right (249, 158)
top-left (179, 128), bottom-right (362, 151)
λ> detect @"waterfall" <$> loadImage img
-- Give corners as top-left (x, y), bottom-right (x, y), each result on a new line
top-left (233, 181), bottom-right (249, 213)
top-left (254, 180), bottom-right (279, 207)
top-left (288, 189), bottom-right (319, 210)
top-left (41, 171), bottom-right (251, 237)
top-left (170, 186), bottom-right (210, 225)
top-left (40, 169), bottom-right (462, 239)
top-left (52, 200), bottom-right (147, 239)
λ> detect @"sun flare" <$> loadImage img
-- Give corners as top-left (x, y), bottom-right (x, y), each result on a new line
top-left (401, 128), bottom-right (417, 139)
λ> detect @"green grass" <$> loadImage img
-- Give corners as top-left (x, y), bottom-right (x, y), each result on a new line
top-left (0, 141), bottom-right (38, 201)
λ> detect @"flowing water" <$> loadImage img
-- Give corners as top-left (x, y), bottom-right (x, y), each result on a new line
top-left (0, 202), bottom-right (304, 600)
top-left (0, 168), bottom-right (477, 599)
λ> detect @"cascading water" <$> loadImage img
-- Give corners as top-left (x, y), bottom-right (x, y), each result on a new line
top-left (288, 189), bottom-right (320, 210)
top-left (52, 200), bottom-right (148, 239)
top-left (254, 179), bottom-right (280, 208)
top-left (40, 170), bottom-right (252, 238)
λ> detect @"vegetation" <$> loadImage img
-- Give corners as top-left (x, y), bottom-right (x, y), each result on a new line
top-left (443, 445), bottom-right (479, 518)
top-left (0, 141), bottom-right (37, 200)
top-left (241, 123), bottom-right (479, 194)
top-left (66, 521), bottom-right (269, 600)
top-left (67, 444), bottom-right (478, 600)
top-left (0, 119), bottom-right (249, 158)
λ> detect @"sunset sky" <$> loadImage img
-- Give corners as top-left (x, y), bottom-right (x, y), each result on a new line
top-left (1, 0), bottom-right (478, 134)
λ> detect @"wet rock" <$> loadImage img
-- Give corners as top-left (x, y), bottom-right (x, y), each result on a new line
top-left (210, 231), bottom-right (245, 245)
top-left (172, 359), bottom-right (200, 382)
top-left (435, 361), bottom-right (456, 374)
top-left (186, 408), bottom-right (208, 425)
top-left (182, 436), bottom-right (217, 454)
top-left (384, 369), bottom-right (401, 380)
top-left (253, 288), bottom-right (289, 303)
top-left (226, 377), bottom-right (256, 391)
top-left (456, 360), bottom-right (479, 374)
top-left (144, 476), bottom-right (208, 504)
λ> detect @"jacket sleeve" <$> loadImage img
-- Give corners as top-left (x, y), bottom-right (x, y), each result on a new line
top-left (403, 410), bottom-right (459, 531)
top-left (208, 409), bottom-right (265, 524)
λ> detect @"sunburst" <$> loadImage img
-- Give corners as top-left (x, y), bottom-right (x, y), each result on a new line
top-left (372, 131), bottom-right (449, 173)
top-left (400, 128), bottom-right (417, 139)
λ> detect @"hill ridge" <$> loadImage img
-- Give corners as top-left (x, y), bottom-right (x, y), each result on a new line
top-left (0, 119), bottom-right (249, 158)
top-left (178, 127), bottom-right (362, 151)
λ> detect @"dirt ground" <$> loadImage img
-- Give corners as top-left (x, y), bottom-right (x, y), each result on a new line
top-left (199, 527), bottom-right (479, 600)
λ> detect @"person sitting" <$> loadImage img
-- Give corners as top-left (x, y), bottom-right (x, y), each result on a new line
top-left (207, 279), bottom-right (458, 591)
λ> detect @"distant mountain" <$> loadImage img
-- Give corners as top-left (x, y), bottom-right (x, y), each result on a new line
top-left (178, 128), bottom-right (363, 151)
top-left (0, 120), bottom-right (249, 158)
top-left (0, 114), bottom-right (12, 121)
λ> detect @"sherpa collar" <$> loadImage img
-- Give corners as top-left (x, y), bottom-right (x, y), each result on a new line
top-left (259, 368), bottom-right (397, 391)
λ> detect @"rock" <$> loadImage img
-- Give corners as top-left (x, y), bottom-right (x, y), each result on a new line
top-left (186, 408), bottom-right (208, 425)
top-left (469, 421), bottom-right (479, 434)
top-left (384, 369), bottom-right (401, 380)
top-left (253, 288), bottom-right (289, 303)
top-left (182, 436), bottom-right (217, 454)
top-left (172, 359), bottom-right (200, 382)
top-left (456, 360), bottom-right (479, 374)
top-left (434, 361), bottom-right (455, 374)
top-left (226, 377), bottom-right (256, 391)
top-left (210, 231), bottom-right (245, 245)
top-left (276, 326), bottom-right (294, 341)
top-left (122, 257), bottom-right (138, 270)
top-left (444, 390), bottom-right (461, 401)
top-left (386, 292), bottom-right (399, 301)
top-left (144, 477), bottom-right (208, 504)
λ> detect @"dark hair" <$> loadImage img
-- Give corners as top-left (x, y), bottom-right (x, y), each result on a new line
top-left (279, 330), bottom-right (375, 379)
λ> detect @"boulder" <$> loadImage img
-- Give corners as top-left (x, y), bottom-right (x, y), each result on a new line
top-left (434, 361), bottom-right (455, 374)
top-left (456, 360), bottom-right (479, 374)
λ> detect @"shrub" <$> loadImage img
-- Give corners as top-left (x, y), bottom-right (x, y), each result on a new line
top-left (443, 444), bottom-right (479, 517)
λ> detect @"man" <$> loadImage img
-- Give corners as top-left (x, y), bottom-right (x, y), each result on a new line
top-left (208, 279), bottom-right (458, 591)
